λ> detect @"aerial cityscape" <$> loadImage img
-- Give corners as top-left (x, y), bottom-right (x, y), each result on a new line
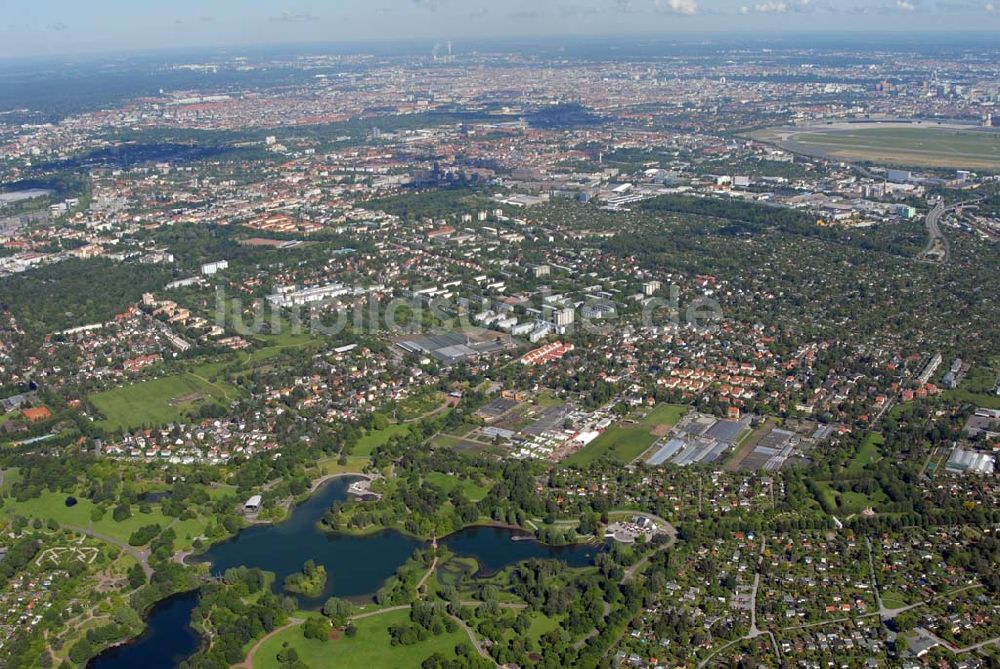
top-left (1, 4), bottom-right (999, 669)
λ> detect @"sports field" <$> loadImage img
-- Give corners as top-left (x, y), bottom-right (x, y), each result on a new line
top-left (89, 372), bottom-right (239, 431)
top-left (753, 125), bottom-right (1000, 170)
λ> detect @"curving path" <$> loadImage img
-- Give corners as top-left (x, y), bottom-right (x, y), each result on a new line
top-left (448, 613), bottom-right (498, 666)
top-left (348, 605), bottom-right (411, 622)
top-left (620, 522), bottom-right (677, 585)
top-left (573, 521), bottom-right (678, 651)
top-left (65, 525), bottom-right (153, 578)
top-left (234, 617), bottom-right (303, 669)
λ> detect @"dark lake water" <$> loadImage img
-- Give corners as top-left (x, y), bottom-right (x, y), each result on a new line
top-left (199, 475), bottom-right (597, 604)
top-left (198, 476), bottom-right (424, 603)
top-left (90, 474), bottom-right (599, 668)
top-left (139, 490), bottom-right (171, 503)
top-left (87, 590), bottom-right (200, 669)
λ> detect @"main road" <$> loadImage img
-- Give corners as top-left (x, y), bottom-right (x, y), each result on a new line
top-left (920, 196), bottom-right (985, 264)
top-left (921, 200), bottom-right (949, 262)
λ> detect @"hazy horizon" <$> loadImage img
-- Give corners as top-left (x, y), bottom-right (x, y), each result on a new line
top-left (3, 0), bottom-right (1000, 60)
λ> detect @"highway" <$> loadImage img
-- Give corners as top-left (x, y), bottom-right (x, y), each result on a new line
top-left (921, 200), bottom-right (949, 263)
top-left (920, 196), bottom-right (985, 263)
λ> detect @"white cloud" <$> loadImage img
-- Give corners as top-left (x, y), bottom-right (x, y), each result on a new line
top-left (896, 0), bottom-right (917, 9)
top-left (270, 11), bottom-right (320, 23)
top-left (655, 0), bottom-right (699, 14)
top-left (738, 0), bottom-right (818, 14)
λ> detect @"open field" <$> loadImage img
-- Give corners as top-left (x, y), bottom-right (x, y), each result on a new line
top-left (812, 481), bottom-right (887, 515)
top-left (315, 455), bottom-right (373, 477)
top-left (881, 591), bottom-right (909, 610)
top-left (637, 404), bottom-right (688, 430)
top-left (424, 472), bottom-right (492, 502)
top-left (244, 330), bottom-right (326, 362)
top-left (565, 404), bottom-right (688, 466)
top-left (353, 424), bottom-right (412, 456)
top-left (564, 426), bottom-right (656, 466)
top-left (846, 433), bottom-right (884, 475)
top-left (89, 372), bottom-right (239, 431)
top-left (752, 124), bottom-right (1000, 170)
top-left (251, 609), bottom-right (465, 669)
top-left (0, 490), bottom-right (207, 548)
top-left (0, 467), bottom-right (20, 492)
top-left (944, 360), bottom-right (1000, 410)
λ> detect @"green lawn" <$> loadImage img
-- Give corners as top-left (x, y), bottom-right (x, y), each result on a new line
top-left (532, 392), bottom-right (566, 409)
top-left (89, 372), bottom-right (239, 431)
top-left (244, 331), bottom-right (325, 362)
top-left (943, 361), bottom-right (1000, 410)
top-left (880, 591), bottom-right (909, 610)
top-left (637, 404), bottom-right (688, 430)
top-left (425, 472), bottom-right (491, 502)
top-left (0, 467), bottom-right (20, 493)
top-left (316, 455), bottom-right (373, 477)
top-left (491, 610), bottom-right (563, 645)
top-left (1, 490), bottom-right (174, 545)
top-left (813, 482), bottom-right (884, 515)
top-left (353, 424), bottom-right (412, 456)
top-left (564, 404), bottom-right (688, 466)
top-left (846, 433), bottom-right (884, 475)
top-left (252, 609), bottom-right (465, 669)
top-left (564, 426), bottom-right (657, 466)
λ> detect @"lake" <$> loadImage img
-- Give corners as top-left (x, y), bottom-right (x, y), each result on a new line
top-left (87, 590), bottom-right (200, 669)
top-left (90, 474), bottom-right (599, 668)
top-left (199, 475), bottom-right (597, 604)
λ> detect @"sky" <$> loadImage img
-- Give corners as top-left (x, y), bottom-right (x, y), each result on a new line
top-left (1, 0), bottom-right (999, 59)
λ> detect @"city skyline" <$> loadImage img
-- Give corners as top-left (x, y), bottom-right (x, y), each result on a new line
top-left (2, 0), bottom-right (1000, 59)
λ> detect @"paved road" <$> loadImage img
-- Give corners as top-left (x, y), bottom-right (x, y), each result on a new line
top-left (920, 196), bottom-right (986, 263)
top-left (697, 537), bottom-right (773, 668)
top-left (915, 627), bottom-right (1000, 655)
top-left (921, 200), bottom-right (949, 262)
